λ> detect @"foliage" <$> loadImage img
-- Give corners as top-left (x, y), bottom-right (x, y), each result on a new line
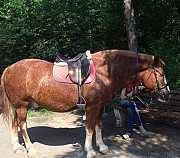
top-left (0, 0), bottom-right (126, 73)
top-left (111, 93), bottom-right (120, 105)
top-left (0, 0), bottom-right (179, 89)
top-left (134, 0), bottom-right (180, 89)
top-left (149, 37), bottom-right (180, 89)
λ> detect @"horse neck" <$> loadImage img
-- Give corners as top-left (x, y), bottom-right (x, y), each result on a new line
top-left (93, 50), bottom-right (154, 93)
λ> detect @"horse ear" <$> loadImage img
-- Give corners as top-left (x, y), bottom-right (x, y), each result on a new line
top-left (154, 56), bottom-right (160, 66)
top-left (160, 59), bottom-right (166, 66)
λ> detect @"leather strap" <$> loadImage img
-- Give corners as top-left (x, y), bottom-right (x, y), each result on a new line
top-left (133, 51), bottom-right (138, 97)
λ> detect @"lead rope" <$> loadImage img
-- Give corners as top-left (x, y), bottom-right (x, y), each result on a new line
top-left (133, 51), bottom-right (139, 97)
top-left (132, 51), bottom-right (152, 109)
top-left (134, 95), bottom-right (149, 108)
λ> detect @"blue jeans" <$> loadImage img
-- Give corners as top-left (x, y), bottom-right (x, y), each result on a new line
top-left (118, 99), bottom-right (142, 134)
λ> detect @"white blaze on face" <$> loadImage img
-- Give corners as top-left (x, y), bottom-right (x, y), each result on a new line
top-left (164, 75), bottom-right (170, 92)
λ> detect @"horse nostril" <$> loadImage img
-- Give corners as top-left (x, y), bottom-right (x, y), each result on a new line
top-left (157, 92), bottom-right (169, 102)
top-left (163, 92), bottom-right (170, 101)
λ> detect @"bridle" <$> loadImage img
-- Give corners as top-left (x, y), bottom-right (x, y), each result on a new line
top-left (144, 65), bottom-right (168, 96)
top-left (132, 51), bottom-right (168, 108)
top-left (134, 65), bottom-right (168, 108)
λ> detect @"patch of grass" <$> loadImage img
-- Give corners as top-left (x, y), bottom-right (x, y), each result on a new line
top-left (27, 108), bottom-right (53, 117)
top-left (27, 108), bottom-right (36, 117)
top-left (38, 109), bottom-right (53, 116)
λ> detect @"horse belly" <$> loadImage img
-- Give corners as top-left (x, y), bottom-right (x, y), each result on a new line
top-left (29, 76), bottom-right (79, 112)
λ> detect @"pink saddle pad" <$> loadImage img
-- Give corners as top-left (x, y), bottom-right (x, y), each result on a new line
top-left (53, 60), bottom-right (95, 84)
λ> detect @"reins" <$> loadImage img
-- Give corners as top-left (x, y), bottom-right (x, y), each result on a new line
top-left (143, 68), bottom-right (153, 85)
top-left (133, 51), bottom-right (138, 97)
top-left (134, 95), bottom-right (151, 108)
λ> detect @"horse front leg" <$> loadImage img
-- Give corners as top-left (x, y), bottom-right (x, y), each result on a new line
top-left (95, 109), bottom-right (110, 155)
top-left (85, 107), bottom-right (99, 158)
top-left (85, 127), bottom-right (96, 158)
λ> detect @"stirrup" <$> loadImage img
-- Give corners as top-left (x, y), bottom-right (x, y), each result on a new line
top-left (76, 96), bottom-right (86, 108)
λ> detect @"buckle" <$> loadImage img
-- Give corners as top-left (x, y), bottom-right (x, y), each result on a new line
top-left (76, 103), bottom-right (86, 108)
top-left (77, 96), bottom-right (86, 108)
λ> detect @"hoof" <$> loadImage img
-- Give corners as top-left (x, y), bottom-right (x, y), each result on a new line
top-left (86, 149), bottom-right (97, 158)
top-left (100, 148), bottom-right (111, 155)
top-left (87, 155), bottom-right (98, 158)
top-left (13, 145), bottom-right (25, 154)
top-left (28, 147), bottom-right (39, 158)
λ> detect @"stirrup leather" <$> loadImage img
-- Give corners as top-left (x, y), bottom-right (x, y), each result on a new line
top-left (54, 50), bottom-right (92, 108)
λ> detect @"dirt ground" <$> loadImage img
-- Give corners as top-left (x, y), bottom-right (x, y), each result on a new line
top-left (0, 110), bottom-right (180, 158)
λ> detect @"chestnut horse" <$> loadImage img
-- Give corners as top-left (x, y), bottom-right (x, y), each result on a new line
top-left (1, 50), bottom-right (169, 158)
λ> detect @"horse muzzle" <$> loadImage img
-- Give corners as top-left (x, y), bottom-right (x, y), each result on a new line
top-left (157, 91), bottom-right (170, 102)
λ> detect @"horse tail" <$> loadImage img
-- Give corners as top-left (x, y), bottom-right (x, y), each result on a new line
top-left (1, 68), bottom-right (16, 128)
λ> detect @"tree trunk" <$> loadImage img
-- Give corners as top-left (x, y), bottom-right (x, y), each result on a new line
top-left (124, 0), bottom-right (138, 52)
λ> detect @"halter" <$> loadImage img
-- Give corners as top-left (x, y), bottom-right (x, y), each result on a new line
top-left (150, 65), bottom-right (168, 96)
top-left (134, 65), bottom-right (168, 108)
top-left (132, 52), bottom-right (168, 107)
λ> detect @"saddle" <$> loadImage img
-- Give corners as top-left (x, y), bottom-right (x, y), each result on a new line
top-left (54, 50), bottom-right (92, 108)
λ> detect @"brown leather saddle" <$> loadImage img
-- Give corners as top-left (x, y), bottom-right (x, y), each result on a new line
top-left (55, 51), bottom-right (91, 108)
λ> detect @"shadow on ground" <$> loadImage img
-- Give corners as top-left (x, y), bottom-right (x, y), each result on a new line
top-left (18, 113), bottom-right (180, 158)
top-left (19, 126), bottom-right (85, 146)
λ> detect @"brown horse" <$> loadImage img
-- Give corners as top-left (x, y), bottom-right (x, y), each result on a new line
top-left (1, 50), bottom-right (169, 158)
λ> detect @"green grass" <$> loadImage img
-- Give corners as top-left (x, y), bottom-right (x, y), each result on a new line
top-left (27, 108), bottom-right (53, 117)
top-left (38, 109), bottom-right (53, 116)
top-left (27, 108), bottom-right (36, 117)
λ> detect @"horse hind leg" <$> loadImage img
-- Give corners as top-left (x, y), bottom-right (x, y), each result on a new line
top-left (11, 113), bottom-right (25, 153)
top-left (16, 106), bottom-right (39, 158)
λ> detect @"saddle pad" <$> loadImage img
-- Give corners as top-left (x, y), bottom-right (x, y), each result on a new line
top-left (53, 60), bottom-right (95, 84)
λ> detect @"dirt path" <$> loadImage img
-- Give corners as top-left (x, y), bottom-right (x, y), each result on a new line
top-left (0, 111), bottom-right (180, 158)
